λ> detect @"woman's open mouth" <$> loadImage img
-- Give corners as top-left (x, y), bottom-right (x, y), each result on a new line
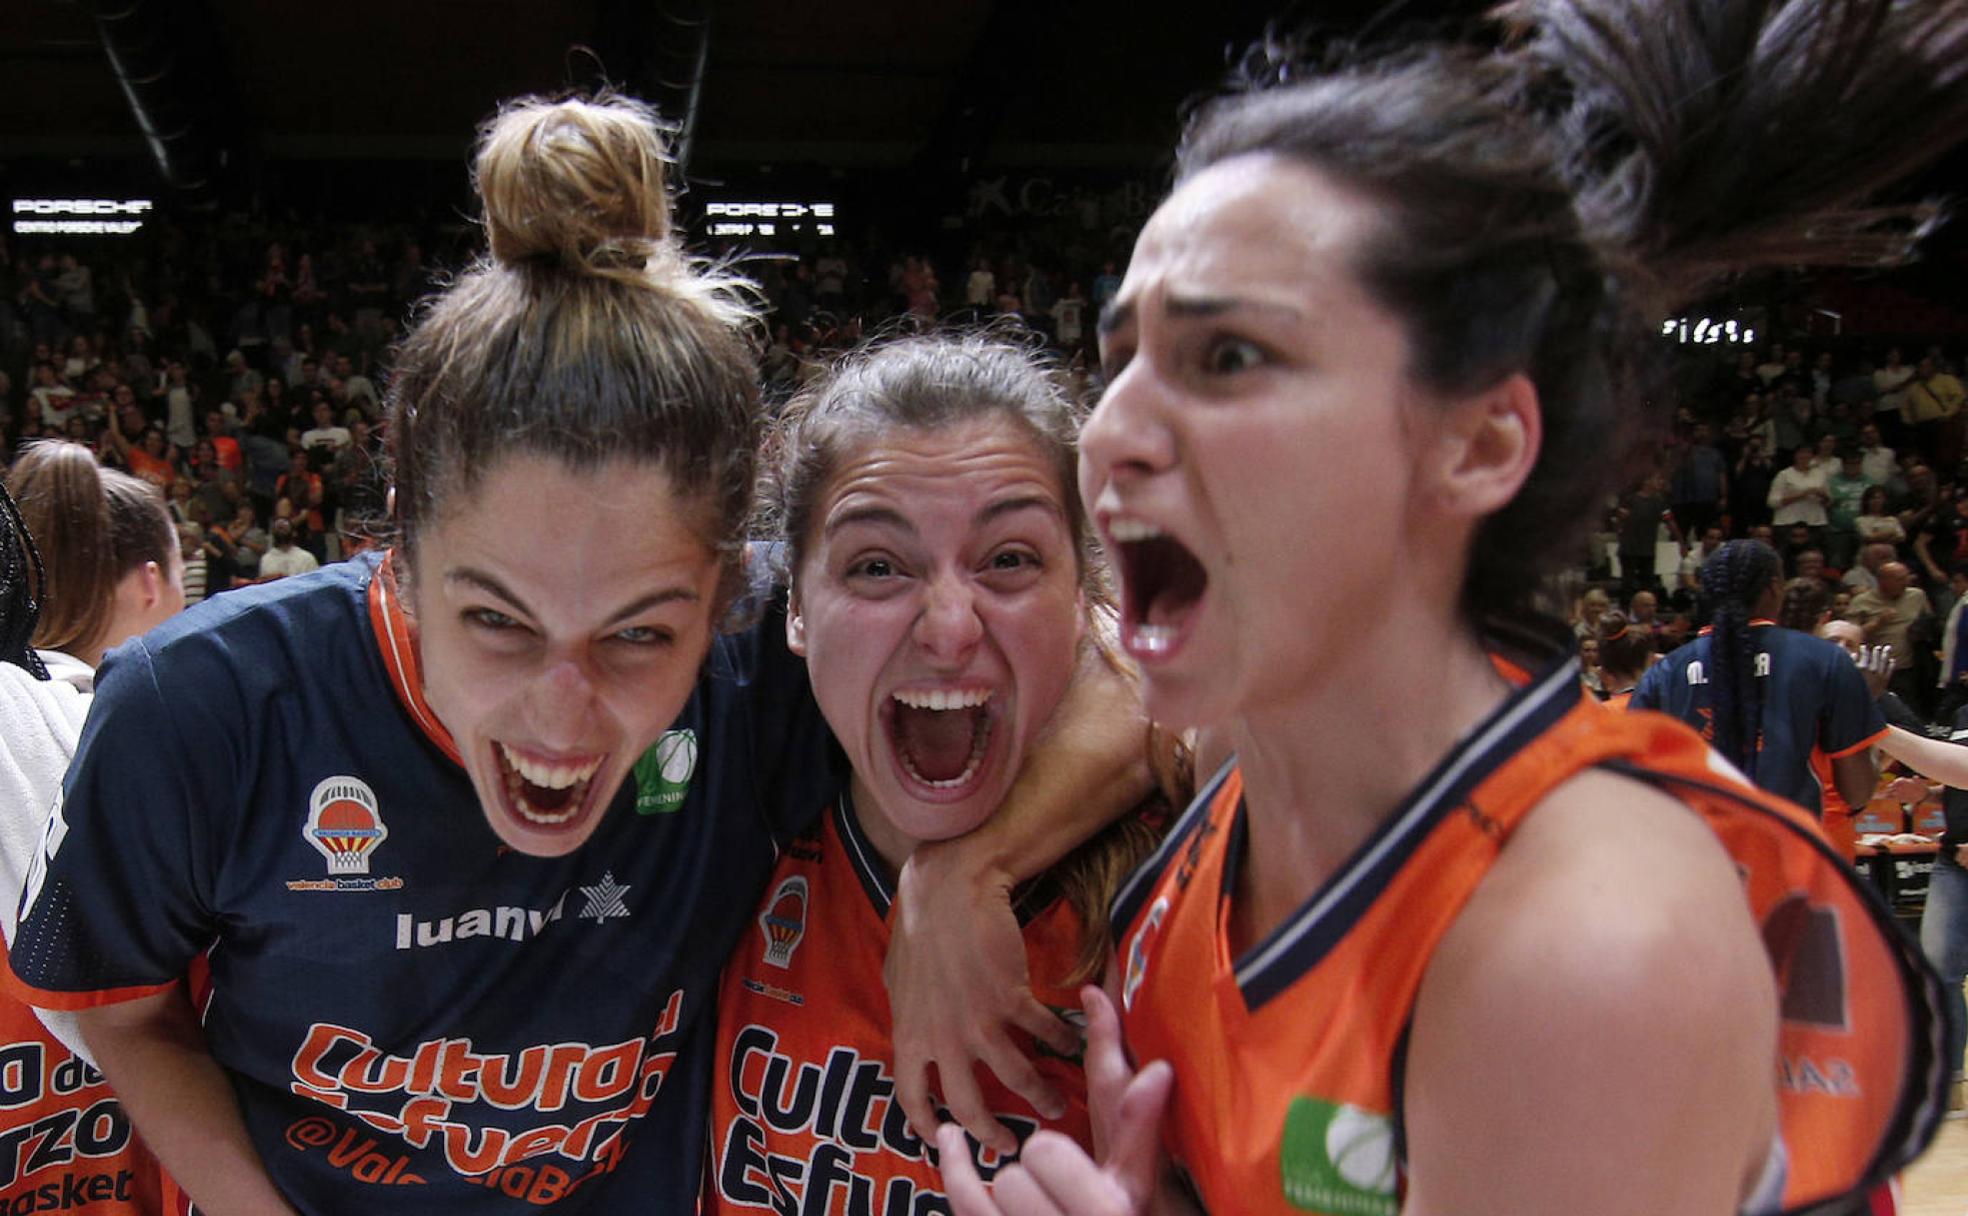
top-left (886, 688), bottom-right (999, 800)
top-left (495, 742), bottom-right (604, 828)
top-left (1107, 518), bottom-right (1208, 661)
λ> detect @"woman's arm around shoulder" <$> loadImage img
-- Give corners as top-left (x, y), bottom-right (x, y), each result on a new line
top-left (887, 630), bottom-right (1157, 1149)
top-left (1402, 767), bottom-right (1777, 1216)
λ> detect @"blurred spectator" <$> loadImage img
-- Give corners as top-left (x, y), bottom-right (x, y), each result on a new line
top-left (1853, 486), bottom-right (1905, 553)
top-left (1573, 586), bottom-right (1611, 641)
top-left (1731, 433), bottom-right (1776, 529)
top-left (964, 257), bottom-right (996, 308)
top-left (1825, 446), bottom-right (1876, 568)
top-left (1849, 560), bottom-right (1932, 709)
top-left (177, 521), bottom-right (208, 606)
top-left (1617, 471), bottom-right (1681, 595)
top-left (1857, 422), bottom-right (1900, 496)
top-left (299, 400), bottom-right (351, 457)
top-left (1768, 442), bottom-right (1829, 539)
top-left (259, 517), bottom-right (318, 580)
top-left (1876, 346), bottom-right (1916, 423)
top-left (1845, 541), bottom-right (1897, 595)
top-left (1908, 355), bottom-right (1966, 471)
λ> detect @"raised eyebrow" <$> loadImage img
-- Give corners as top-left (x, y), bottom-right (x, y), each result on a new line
top-left (976, 495), bottom-right (1066, 528)
top-left (823, 504), bottom-right (917, 537)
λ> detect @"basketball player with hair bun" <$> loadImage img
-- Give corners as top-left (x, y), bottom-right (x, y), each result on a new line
top-left (6, 95), bottom-right (1145, 1215)
top-left (944, 1), bottom-right (1965, 1213)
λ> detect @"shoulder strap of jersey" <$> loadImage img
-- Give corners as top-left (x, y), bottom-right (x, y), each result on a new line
top-left (1111, 758), bottom-right (1237, 937)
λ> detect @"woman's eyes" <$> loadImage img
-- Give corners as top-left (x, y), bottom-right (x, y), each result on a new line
top-left (848, 556), bottom-right (899, 580)
top-left (989, 549), bottom-right (1039, 572)
top-left (611, 625), bottom-right (675, 648)
top-left (465, 608), bottom-right (672, 650)
top-left (1204, 336), bottom-right (1265, 375)
top-left (464, 607), bottom-right (522, 632)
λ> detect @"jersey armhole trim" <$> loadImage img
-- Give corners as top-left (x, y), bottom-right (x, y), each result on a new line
top-left (1826, 726), bottom-right (1889, 761)
top-left (2, 968), bottom-right (177, 1011)
top-left (1594, 756), bottom-right (1954, 1200)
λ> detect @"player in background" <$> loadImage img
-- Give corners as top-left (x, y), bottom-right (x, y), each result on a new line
top-left (707, 333), bottom-right (1183, 1215)
top-left (0, 443), bottom-right (183, 1213)
top-left (5, 96), bottom-right (1146, 1215)
top-left (1633, 540), bottom-right (1885, 818)
top-left (943, 0), bottom-right (1963, 1212)
top-left (1591, 610), bottom-right (1651, 710)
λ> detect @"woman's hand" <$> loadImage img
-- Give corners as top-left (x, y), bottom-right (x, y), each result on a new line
top-left (886, 621), bottom-right (1155, 1151)
top-left (1885, 775), bottom-right (1933, 804)
top-left (886, 852), bottom-right (1078, 1154)
top-left (938, 986), bottom-right (1177, 1216)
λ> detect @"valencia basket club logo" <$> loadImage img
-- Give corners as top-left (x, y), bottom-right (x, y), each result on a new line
top-left (759, 875), bottom-right (809, 968)
top-left (304, 776), bottom-right (390, 875)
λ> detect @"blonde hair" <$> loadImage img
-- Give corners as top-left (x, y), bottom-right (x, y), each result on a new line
top-left (387, 93), bottom-right (761, 606)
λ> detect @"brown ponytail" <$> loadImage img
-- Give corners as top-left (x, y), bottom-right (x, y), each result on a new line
top-left (1178, 0), bottom-right (1968, 622)
top-left (5, 441), bottom-right (174, 659)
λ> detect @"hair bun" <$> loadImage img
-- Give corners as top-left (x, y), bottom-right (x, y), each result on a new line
top-left (475, 94), bottom-right (674, 276)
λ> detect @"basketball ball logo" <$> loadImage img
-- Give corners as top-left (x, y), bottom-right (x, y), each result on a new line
top-left (759, 875), bottom-right (809, 968)
top-left (304, 776), bottom-right (389, 875)
top-left (634, 728), bottom-right (698, 815)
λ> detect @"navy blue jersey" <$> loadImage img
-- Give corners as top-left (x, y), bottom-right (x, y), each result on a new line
top-left (7, 554), bottom-right (841, 1214)
top-left (1630, 622), bottom-right (1884, 815)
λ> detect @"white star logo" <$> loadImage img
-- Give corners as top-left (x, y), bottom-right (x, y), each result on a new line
top-left (578, 871), bottom-right (632, 922)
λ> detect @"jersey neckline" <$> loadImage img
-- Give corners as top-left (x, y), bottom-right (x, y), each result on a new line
top-left (366, 550), bottom-right (463, 766)
top-left (1223, 654), bottom-right (1584, 1010)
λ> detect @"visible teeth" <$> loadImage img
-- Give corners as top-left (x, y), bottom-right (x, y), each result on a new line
top-left (497, 743), bottom-right (602, 790)
top-left (498, 757), bottom-right (590, 826)
top-left (898, 719), bottom-right (992, 790)
top-left (1128, 624), bottom-right (1178, 655)
top-left (892, 688), bottom-right (994, 711)
top-left (1107, 519), bottom-right (1164, 543)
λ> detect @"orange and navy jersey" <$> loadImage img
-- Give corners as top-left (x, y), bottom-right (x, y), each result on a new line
top-left (1809, 747), bottom-right (1861, 863)
top-left (1631, 621), bottom-right (1886, 816)
top-left (709, 796), bottom-right (1092, 1215)
top-left (8, 554), bottom-right (843, 1214)
top-left (1114, 654), bottom-right (1948, 1216)
top-left (0, 939), bottom-right (160, 1215)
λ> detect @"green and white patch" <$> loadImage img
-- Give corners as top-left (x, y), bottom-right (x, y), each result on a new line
top-left (634, 729), bottom-right (698, 815)
top-left (1279, 1096), bottom-right (1397, 1215)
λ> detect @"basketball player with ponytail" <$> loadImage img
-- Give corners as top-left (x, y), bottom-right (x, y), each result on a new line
top-left (4, 97), bottom-right (1145, 1215)
top-left (944, 1), bottom-right (1964, 1213)
top-left (0, 446), bottom-right (181, 1215)
top-left (1634, 539), bottom-right (1885, 820)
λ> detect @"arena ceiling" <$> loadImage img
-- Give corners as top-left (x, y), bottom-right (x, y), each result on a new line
top-left (1, 0), bottom-right (1437, 177)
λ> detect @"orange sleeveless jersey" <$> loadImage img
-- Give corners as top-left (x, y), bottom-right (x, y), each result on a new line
top-left (0, 939), bottom-right (161, 1215)
top-left (708, 797), bottom-right (1093, 1215)
top-left (1114, 658), bottom-right (1948, 1216)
